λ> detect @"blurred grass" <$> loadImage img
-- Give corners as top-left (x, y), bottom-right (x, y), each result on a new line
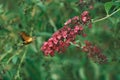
top-left (0, 0), bottom-right (120, 80)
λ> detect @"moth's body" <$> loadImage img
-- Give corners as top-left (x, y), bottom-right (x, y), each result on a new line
top-left (20, 31), bottom-right (33, 44)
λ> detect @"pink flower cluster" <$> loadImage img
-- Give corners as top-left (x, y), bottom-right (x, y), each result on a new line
top-left (41, 10), bottom-right (107, 63)
top-left (41, 24), bottom-right (83, 56)
top-left (82, 41), bottom-right (107, 63)
top-left (41, 11), bottom-right (91, 56)
top-left (81, 11), bottom-right (90, 24)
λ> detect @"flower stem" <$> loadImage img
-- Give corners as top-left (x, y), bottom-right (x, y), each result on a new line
top-left (92, 8), bottom-right (120, 23)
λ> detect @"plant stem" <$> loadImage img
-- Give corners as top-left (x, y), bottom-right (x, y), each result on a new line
top-left (14, 48), bottom-right (27, 80)
top-left (0, 48), bottom-right (12, 62)
top-left (92, 8), bottom-right (120, 23)
top-left (7, 46), bottom-right (23, 64)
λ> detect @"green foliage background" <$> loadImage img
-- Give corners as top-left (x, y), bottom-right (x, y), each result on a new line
top-left (0, 0), bottom-right (120, 80)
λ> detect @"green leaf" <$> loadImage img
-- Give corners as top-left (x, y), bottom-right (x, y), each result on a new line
top-left (0, 4), bottom-right (3, 14)
top-left (104, 2), bottom-right (113, 15)
top-left (12, 55), bottom-right (18, 64)
top-left (37, 2), bottom-right (46, 12)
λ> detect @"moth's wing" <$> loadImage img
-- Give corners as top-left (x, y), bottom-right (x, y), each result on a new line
top-left (20, 32), bottom-right (30, 41)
